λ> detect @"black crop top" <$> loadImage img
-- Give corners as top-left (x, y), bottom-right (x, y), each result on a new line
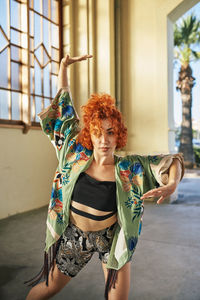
top-left (70, 172), bottom-right (117, 221)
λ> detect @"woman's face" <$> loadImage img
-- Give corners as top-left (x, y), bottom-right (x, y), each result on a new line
top-left (90, 119), bottom-right (117, 157)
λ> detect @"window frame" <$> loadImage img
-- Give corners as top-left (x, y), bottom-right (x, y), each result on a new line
top-left (0, 0), bottom-right (63, 133)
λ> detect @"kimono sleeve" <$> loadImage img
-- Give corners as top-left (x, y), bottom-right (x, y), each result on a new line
top-left (38, 87), bottom-right (79, 160)
top-left (143, 153), bottom-right (184, 188)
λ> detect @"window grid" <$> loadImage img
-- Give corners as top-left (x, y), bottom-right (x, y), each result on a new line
top-left (0, 0), bottom-right (69, 131)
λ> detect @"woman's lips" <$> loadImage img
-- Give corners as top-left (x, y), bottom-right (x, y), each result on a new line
top-left (100, 147), bottom-right (109, 151)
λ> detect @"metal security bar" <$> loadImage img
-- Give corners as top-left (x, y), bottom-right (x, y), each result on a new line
top-left (0, 0), bottom-right (70, 132)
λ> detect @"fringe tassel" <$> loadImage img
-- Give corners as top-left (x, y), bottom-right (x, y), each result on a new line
top-left (24, 240), bottom-right (60, 287)
top-left (104, 269), bottom-right (118, 300)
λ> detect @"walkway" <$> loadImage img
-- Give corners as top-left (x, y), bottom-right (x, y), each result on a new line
top-left (0, 170), bottom-right (200, 299)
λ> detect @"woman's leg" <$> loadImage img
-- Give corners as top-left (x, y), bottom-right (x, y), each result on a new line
top-left (26, 263), bottom-right (71, 300)
top-left (102, 262), bottom-right (131, 300)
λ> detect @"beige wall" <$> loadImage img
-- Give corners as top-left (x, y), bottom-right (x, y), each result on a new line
top-left (0, 127), bottom-right (57, 219)
top-left (62, 0), bottom-right (115, 116)
top-left (1, 0), bottom-right (198, 219)
top-left (120, 0), bottom-right (199, 154)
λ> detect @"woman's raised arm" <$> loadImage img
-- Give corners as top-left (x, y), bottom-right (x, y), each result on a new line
top-left (57, 54), bottom-right (93, 90)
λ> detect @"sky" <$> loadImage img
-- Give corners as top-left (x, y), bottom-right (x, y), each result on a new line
top-left (173, 1), bottom-right (200, 128)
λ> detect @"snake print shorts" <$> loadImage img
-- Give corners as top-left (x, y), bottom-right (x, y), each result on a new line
top-left (56, 222), bottom-right (117, 277)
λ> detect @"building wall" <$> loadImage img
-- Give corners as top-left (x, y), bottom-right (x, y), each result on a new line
top-left (0, 127), bottom-right (57, 219)
top-left (120, 0), bottom-right (199, 154)
top-left (0, 0), bottom-right (198, 219)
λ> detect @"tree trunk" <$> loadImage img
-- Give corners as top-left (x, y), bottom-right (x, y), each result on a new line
top-left (176, 64), bottom-right (195, 168)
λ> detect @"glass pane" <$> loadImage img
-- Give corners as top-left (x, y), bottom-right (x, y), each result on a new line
top-left (11, 92), bottom-right (21, 120)
top-left (0, 48), bottom-right (8, 88)
top-left (35, 96), bottom-right (42, 122)
top-left (34, 0), bottom-right (42, 14)
top-left (34, 46), bottom-right (42, 67)
top-left (44, 98), bottom-right (51, 108)
top-left (29, 0), bottom-right (33, 9)
top-left (29, 10), bottom-right (34, 36)
top-left (34, 59), bottom-right (42, 95)
top-left (44, 64), bottom-right (50, 97)
top-left (30, 67), bottom-right (34, 93)
top-left (51, 74), bottom-right (57, 98)
top-left (30, 53), bottom-right (34, 67)
top-left (30, 37), bottom-right (34, 51)
top-left (43, 46), bottom-right (50, 66)
top-left (43, 19), bottom-right (50, 52)
top-left (0, 0), bottom-right (9, 36)
top-left (52, 47), bottom-right (59, 61)
top-left (43, 0), bottom-right (49, 18)
top-left (11, 0), bottom-right (21, 30)
top-left (21, 3), bottom-right (27, 33)
top-left (0, 28), bottom-right (9, 53)
top-left (11, 29), bottom-right (20, 46)
top-left (0, 89), bottom-right (9, 119)
top-left (11, 62), bottom-right (20, 90)
top-left (51, 0), bottom-right (58, 23)
top-left (51, 24), bottom-right (59, 48)
top-left (31, 95), bottom-right (35, 121)
top-left (52, 61), bottom-right (59, 74)
top-left (11, 45), bottom-right (20, 61)
top-left (34, 13), bottom-right (41, 48)
top-left (21, 33), bottom-right (28, 48)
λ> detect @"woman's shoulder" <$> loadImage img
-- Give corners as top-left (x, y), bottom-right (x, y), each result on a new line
top-left (114, 153), bottom-right (147, 168)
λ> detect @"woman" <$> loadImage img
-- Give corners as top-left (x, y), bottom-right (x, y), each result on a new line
top-left (26, 55), bottom-right (184, 300)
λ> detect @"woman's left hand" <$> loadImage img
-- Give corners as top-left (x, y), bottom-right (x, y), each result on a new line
top-left (140, 182), bottom-right (177, 204)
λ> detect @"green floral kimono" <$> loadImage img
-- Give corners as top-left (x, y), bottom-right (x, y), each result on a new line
top-left (38, 87), bottom-right (184, 272)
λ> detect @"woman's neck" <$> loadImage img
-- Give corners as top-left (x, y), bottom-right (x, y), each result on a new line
top-left (92, 151), bottom-right (115, 166)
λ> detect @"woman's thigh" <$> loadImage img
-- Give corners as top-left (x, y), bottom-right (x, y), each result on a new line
top-left (26, 264), bottom-right (71, 300)
top-left (102, 262), bottom-right (131, 300)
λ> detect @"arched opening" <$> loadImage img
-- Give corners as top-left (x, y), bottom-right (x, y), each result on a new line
top-left (167, 0), bottom-right (200, 162)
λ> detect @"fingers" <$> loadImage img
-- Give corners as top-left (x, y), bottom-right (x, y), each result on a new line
top-left (157, 196), bottom-right (165, 204)
top-left (141, 187), bottom-right (168, 204)
top-left (141, 188), bottom-right (161, 199)
top-left (62, 54), bottom-right (93, 67)
top-left (77, 54), bottom-right (93, 61)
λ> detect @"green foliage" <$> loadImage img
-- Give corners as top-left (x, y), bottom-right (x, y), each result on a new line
top-left (194, 147), bottom-right (200, 166)
top-left (174, 14), bottom-right (200, 64)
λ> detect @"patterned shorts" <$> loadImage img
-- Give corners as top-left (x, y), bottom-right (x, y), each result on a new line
top-left (56, 222), bottom-right (117, 277)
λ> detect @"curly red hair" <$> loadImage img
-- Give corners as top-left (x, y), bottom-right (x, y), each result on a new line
top-left (77, 93), bottom-right (127, 150)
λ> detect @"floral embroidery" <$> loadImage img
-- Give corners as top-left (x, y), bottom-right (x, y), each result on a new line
top-left (54, 119), bottom-right (63, 131)
top-left (131, 199), bottom-right (143, 222)
top-left (53, 171), bottom-right (62, 190)
top-left (64, 105), bottom-right (75, 117)
top-left (119, 159), bottom-right (144, 223)
top-left (68, 138), bottom-right (76, 149)
top-left (148, 155), bottom-right (159, 164)
top-left (54, 132), bottom-right (65, 150)
top-left (47, 171), bottom-right (64, 224)
top-left (119, 160), bottom-right (144, 192)
top-left (62, 144), bottom-right (92, 186)
top-left (128, 236), bottom-right (138, 251)
top-left (130, 162), bottom-right (143, 174)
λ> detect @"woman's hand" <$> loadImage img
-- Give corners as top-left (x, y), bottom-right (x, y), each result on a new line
top-left (141, 182), bottom-right (177, 204)
top-left (61, 54), bottom-right (93, 67)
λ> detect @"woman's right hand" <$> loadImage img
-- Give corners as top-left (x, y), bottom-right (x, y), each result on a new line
top-left (61, 54), bottom-right (93, 67)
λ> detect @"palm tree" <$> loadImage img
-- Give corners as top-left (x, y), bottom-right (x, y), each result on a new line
top-left (174, 14), bottom-right (200, 168)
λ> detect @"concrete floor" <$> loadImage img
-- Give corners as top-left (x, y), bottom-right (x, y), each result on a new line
top-left (0, 175), bottom-right (200, 300)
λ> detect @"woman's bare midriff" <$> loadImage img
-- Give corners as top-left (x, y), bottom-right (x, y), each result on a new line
top-left (70, 201), bottom-right (117, 231)
top-left (70, 164), bottom-right (117, 231)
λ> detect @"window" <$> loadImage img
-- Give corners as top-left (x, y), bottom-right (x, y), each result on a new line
top-left (0, 0), bottom-right (64, 132)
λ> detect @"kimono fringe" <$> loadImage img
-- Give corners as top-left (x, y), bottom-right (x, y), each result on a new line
top-left (24, 239), bottom-right (60, 287)
top-left (104, 269), bottom-right (118, 300)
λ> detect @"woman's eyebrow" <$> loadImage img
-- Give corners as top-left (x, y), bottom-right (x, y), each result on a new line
top-left (107, 128), bottom-right (114, 131)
